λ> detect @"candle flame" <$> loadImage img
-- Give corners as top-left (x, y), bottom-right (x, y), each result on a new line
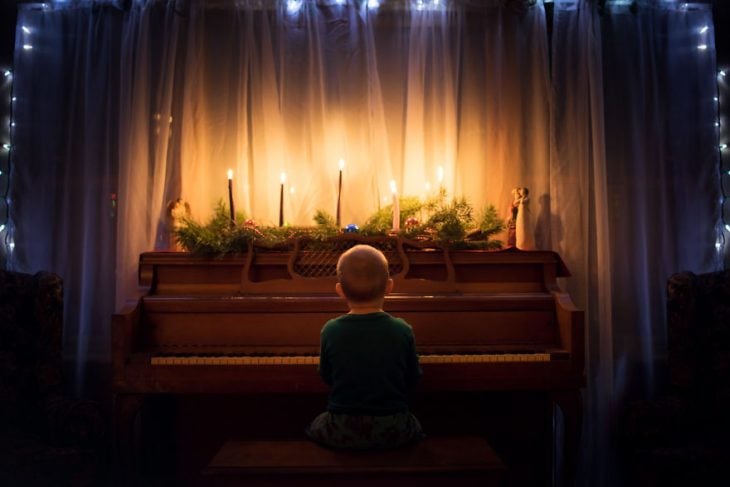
top-left (437, 165), bottom-right (444, 183)
top-left (280, 172), bottom-right (287, 184)
top-left (390, 180), bottom-right (397, 194)
top-left (227, 169), bottom-right (233, 180)
top-left (339, 158), bottom-right (345, 171)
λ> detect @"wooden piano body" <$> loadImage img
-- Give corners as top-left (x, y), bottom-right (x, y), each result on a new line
top-left (112, 237), bottom-right (585, 484)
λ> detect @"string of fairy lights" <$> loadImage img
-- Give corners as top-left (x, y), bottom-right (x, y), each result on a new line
top-left (718, 65), bottom-right (729, 268)
top-left (699, 5), bottom-right (730, 267)
top-left (0, 18), bottom-right (34, 266)
top-left (0, 65), bottom-right (12, 266)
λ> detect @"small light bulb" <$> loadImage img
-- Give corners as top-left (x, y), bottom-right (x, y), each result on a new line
top-left (3, 70), bottom-right (11, 78)
top-left (23, 44), bottom-right (33, 50)
top-left (697, 44), bottom-right (708, 51)
top-left (720, 70), bottom-right (727, 78)
top-left (726, 224), bottom-right (730, 232)
top-left (287, 0), bottom-right (302, 14)
top-left (720, 144), bottom-right (728, 150)
top-left (700, 26), bottom-right (709, 34)
top-left (0, 170), bottom-right (3, 176)
top-left (717, 241), bottom-right (724, 251)
top-left (368, 0), bottom-right (380, 9)
top-left (0, 224), bottom-right (5, 232)
top-left (22, 25), bottom-right (30, 34)
top-left (715, 97), bottom-right (720, 102)
top-left (8, 241), bottom-right (15, 251)
top-left (11, 97), bottom-right (16, 102)
top-left (716, 122), bottom-right (721, 127)
top-left (2, 143), bottom-right (10, 151)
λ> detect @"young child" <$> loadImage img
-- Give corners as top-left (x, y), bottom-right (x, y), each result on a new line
top-left (305, 244), bottom-right (424, 450)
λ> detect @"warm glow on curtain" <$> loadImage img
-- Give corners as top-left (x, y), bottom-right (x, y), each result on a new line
top-left (115, 0), bottom-right (551, 308)
top-left (120, 1), bottom-right (550, 224)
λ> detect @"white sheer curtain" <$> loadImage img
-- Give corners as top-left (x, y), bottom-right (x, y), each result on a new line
top-left (10, 2), bottom-right (123, 390)
top-left (115, 0), bottom-right (551, 308)
top-left (8, 0), bottom-right (723, 482)
top-left (11, 0), bottom-right (552, 369)
top-left (551, 0), bottom-right (721, 484)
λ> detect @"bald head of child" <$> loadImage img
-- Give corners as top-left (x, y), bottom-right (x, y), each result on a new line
top-left (335, 245), bottom-right (394, 310)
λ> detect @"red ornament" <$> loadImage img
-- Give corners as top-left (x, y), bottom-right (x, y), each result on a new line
top-left (244, 219), bottom-right (256, 227)
top-left (405, 217), bottom-right (420, 228)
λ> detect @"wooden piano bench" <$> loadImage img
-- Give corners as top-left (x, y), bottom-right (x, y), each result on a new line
top-left (202, 435), bottom-right (506, 487)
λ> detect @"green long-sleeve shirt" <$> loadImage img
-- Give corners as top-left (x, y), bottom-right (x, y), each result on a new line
top-left (318, 312), bottom-right (422, 415)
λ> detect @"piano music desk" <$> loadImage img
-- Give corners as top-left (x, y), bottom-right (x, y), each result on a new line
top-left (202, 436), bottom-right (506, 486)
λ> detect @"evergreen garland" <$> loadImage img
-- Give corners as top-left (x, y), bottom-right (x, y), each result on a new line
top-left (174, 193), bottom-right (507, 254)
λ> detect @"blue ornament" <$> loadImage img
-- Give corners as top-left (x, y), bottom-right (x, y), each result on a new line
top-left (344, 223), bottom-right (359, 233)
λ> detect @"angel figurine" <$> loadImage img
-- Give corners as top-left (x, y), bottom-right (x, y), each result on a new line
top-left (166, 198), bottom-right (191, 251)
top-left (514, 187), bottom-right (535, 250)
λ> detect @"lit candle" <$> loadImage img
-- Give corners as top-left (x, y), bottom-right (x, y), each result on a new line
top-left (279, 172), bottom-right (286, 227)
top-left (390, 179), bottom-right (400, 232)
top-left (227, 169), bottom-right (235, 223)
top-left (336, 158), bottom-right (345, 228)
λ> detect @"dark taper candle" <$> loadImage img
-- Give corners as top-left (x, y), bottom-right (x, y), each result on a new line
top-left (279, 172), bottom-right (286, 226)
top-left (336, 158), bottom-right (344, 228)
top-left (227, 169), bottom-right (235, 223)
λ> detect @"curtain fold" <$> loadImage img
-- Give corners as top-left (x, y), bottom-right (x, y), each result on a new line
top-left (10, 3), bottom-right (123, 390)
top-left (551, 1), bottom-right (721, 484)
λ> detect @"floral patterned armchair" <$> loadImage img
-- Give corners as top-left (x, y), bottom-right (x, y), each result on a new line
top-left (0, 270), bottom-right (105, 486)
top-left (621, 269), bottom-right (730, 485)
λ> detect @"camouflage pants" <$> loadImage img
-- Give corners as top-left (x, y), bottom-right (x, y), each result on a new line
top-left (305, 411), bottom-right (424, 450)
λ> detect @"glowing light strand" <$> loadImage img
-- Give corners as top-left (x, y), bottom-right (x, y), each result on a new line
top-left (717, 64), bottom-right (729, 265)
top-left (1, 64), bottom-right (14, 264)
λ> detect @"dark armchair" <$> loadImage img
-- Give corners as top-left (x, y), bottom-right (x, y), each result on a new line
top-left (620, 269), bottom-right (730, 485)
top-left (0, 270), bottom-right (105, 486)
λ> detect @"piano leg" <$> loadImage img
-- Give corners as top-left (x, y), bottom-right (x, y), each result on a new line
top-left (551, 390), bottom-right (582, 487)
top-left (113, 393), bottom-right (144, 486)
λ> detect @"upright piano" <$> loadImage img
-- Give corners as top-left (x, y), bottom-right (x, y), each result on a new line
top-left (112, 236), bottom-right (584, 484)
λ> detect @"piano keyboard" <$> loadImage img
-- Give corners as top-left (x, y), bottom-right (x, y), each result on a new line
top-left (150, 353), bottom-right (552, 366)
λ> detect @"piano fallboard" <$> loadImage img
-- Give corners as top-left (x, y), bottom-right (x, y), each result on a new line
top-left (136, 293), bottom-right (561, 356)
